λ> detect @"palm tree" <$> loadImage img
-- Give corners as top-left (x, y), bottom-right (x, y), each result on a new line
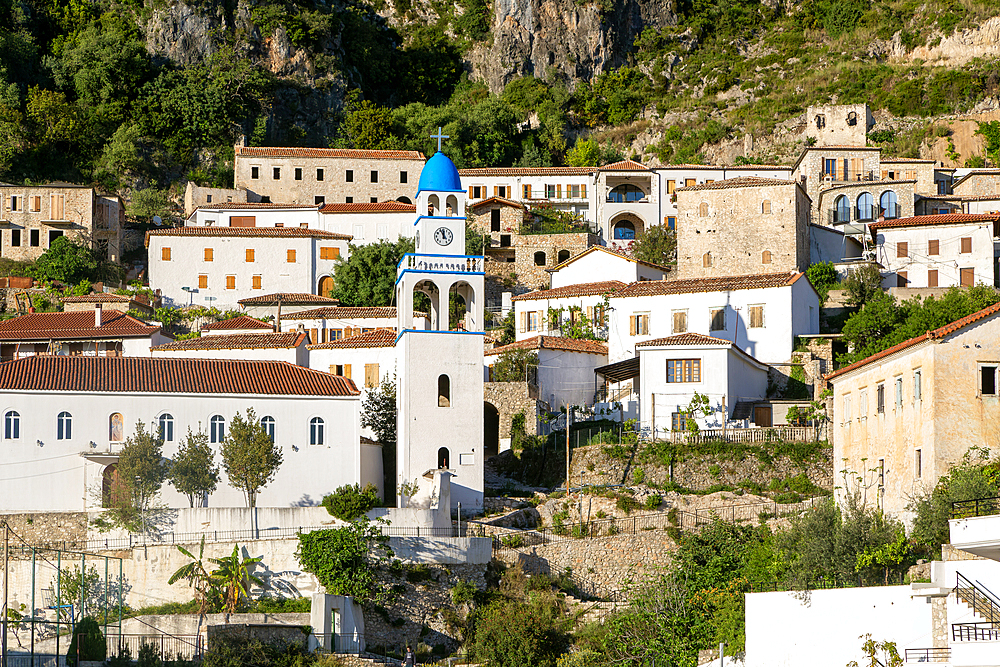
top-left (209, 544), bottom-right (263, 615)
top-left (167, 536), bottom-right (214, 618)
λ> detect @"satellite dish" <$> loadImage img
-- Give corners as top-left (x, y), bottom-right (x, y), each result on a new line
top-left (152, 215), bottom-right (162, 225)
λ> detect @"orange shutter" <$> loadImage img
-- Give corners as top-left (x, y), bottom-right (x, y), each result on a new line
top-left (226, 275), bottom-right (236, 289)
top-left (287, 249), bottom-right (296, 262)
top-left (246, 249), bottom-right (255, 262)
top-left (252, 275), bottom-right (262, 289)
top-left (161, 247), bottom-right (171, 261)
top-left (198, 274), bottom-right (208, 288)
top-left (205, 248), bottom-right (213, 261)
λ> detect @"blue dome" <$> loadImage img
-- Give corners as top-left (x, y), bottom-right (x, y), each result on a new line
top-left (417, 152), bottom-right (464, 194)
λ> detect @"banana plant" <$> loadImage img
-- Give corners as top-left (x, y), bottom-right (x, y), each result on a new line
top-left (167, 536), bottom-right (215, 618)
top-left (209, 544), bottom-right (263, 615)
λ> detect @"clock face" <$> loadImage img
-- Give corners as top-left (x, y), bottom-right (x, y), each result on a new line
top-left (434, 227), bottom-right (454, 246)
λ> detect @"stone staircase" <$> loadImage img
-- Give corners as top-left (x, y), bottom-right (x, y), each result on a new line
top-left (954, 571), bottom-right (1000, 640)
top-left (561, 590), bottom-right (619, 626)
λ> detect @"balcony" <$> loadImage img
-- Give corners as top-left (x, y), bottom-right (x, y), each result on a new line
top-left (904, 647), bottom-right (950, 663)
top-left (856, 205), bottom-right (880, 222)
top-left (949, 497), bottom-right (1000, 560)
top-left (397, 253), bottom-right (484, 278)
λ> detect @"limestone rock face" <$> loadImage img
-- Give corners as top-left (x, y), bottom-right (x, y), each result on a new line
top-left (144, 0), bottom-right (227, 67)
top-left (903, 17), bottom-right (1000, 66)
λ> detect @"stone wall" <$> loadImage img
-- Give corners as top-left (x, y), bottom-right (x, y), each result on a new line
top-left (485, 381), bottom-right (541, 443)
top-left (952, 172), bottom-right (1000, 197)
top-left (804, 103), bottom-right (872, 147)
top-left (512, 233), bottom-right (598, 289)
top-left (0, 511), bottom-right (88, 546)
top-left (815, 179), bottom-right (916, 223)
top-left (0, 185), bottom-right (99, 262)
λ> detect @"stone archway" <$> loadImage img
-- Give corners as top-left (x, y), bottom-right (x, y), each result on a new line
top-left (610, 212), bottom-right (645, 241)
top-left (484, 401), bottom-right (500, 458)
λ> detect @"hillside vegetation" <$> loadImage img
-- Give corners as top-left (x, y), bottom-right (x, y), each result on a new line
top-left (2, 0), bottom-right (1000, 208)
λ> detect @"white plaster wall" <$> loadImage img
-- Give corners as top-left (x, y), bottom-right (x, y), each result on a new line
top-left (0, 390), bottom-right (360, 511)
top-left (877, 223), bottom-right (996, 288)
top-left (308, 344), bottom-right (397, 439)
top-left (549, 251), bottom-right (667, 289)
top-left (459, 173), bottom-right (595, 221)
top-left (150, 345), bottom-right (303, 364)
top-left (123, 335), bottom-right (168, 356)
top-left (964, 199), bottom-right (1000, 214)
top-left (190, 208), bottom-right (320, 227)
top-left (810, 224), bottom-right (863, 264)
top-left (608, 283), bottom-right (818, 364)
top-left (745, 586), bottom-right (934, 667)
top-left (148, 235), bottom-right (347, 308)
top-left (280, 315), bottom-right (400, 334)
top-left (318, 211), bottom-right (415, 244)
top-left (537, 348), bottom-right (607, 410)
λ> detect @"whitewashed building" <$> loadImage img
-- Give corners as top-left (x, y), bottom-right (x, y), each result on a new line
top-left (279, 307), bottom-right (428, 345)
top-left (0, 308), bottom-right (169, 360)
top-left (548, 245), bottom-right (671, 289)
top-left (0, 356), bottom-right (374, 511)
top-left (870, 212), bottom-right (1000, 288)
top-left (147, 226), bottom-right (352, 308)
top-left (318, 202), bottom-right (416, 243)
top-left (150, 331), bottom-right (309, 365)
top-left (512, 281), bottom-right (625, 342)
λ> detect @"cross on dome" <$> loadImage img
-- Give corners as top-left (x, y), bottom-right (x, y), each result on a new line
top-left (431, 126), bottom-right (449, 153)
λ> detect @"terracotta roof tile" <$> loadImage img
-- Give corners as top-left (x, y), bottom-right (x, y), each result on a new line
top-left (675, 176), bottom-right (796, 192)
top-left (826, 301), bottom-right (1000, 381)
top-left (600, 159), bottom-right (650, 171)
top-left (458, 167), bottom-right (593, 176)
top-left (0, 310), bottom-right (160, 341)
top-left (238, 293), bottom-right (341, 306)
top-left (283, 306), bottom-right (398, 320)
top-left (636, 333), bottom-right (734, 347)
top-left (307, 329), bottom-right (397, 349)
top-left (870, 213), bottom-right (1000, 230)
top-left (202, 316), bottom-right (273, 331)
top-left (880, 157), bottom-right (936, 163)
top-left (194, 203), bottom-right (317, 211)
top-left (484, 335), bottom-right (608, 356)
top-left (153, 332), bottom-right (306, 351)
top-left (236, 146), bottom-right (425, 160)
top-left (146, 227), bottom-right (351, 244)
top-left (612, 271), bottom-right (804, 298)
top-left (61, 294), bottom-right (133, 303)
top-left (0, 356), bottom-right (359, 395)
top-left (511, 280), bottom-right (627, 302)
top-left (469, 197), bottom-right (524, 210)
top-left (319, 201), bottom-right (416, 214)
top-left (720, 164), bottom-right (792, 170)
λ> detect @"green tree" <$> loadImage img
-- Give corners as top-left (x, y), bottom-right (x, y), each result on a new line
top-left (842, 263), bottom-right (883, 307)
top-left (332, 237), bottom-right (413, 307)
top-left (99, 422), bottom-right (167, 533)
top-left (807, 261), bottom-right (839, 304)
top-left (976, 120), bottom-right (1000, 165)
top-left (128, 188), bottom-right (174, 224)
top-left (465, 224), bottom-right (489, 255)
top-left (209, 544), bottom-right (263, 614)
top-left (168, 428), bottom-right (220, 508)
top-left (296, 517), bottom-right (395, 605)
top-left (632, 225), bottom-right (676, 266)
top-left (340, 91), bottom-right (401, 150)
top-left (321, 483), bottom-right (383, 521)
top-left (492, 349), bottom-right (538, 382)
top-left (220, 409), bottom-right (284, 508)
top-left (472, 599), bottom-right (569, 667)
top-left (32, 236), bottom-right (99, 283)
top-left (847, 634), bottom-right (903, 667)
top-left (66, 616), bottom-right (106, 666)
top-left (361, 373), bottom-right (397, 502)
top-left (565, 138), bottom-right (601, 167)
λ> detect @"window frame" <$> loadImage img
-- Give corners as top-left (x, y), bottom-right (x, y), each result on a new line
top-left (709, 307), bottom-right (726, 332)
top-left (57, 411), bottom-right (72, 440)
top-left (748, 304), bottom-right (765, 329)
top-left (261, 415), bottom-right (276, 442)
top-left (310, 417), bottom-right (325, 445)
top-left (980, 364), bottom-right (998, 396)
top-left (876, 383), bottom-right (885, 414)
top-left (666, 359), bottom-right (701, 383)
top-left (210, 415), bottom-right (225, 443)
top-left (158, 413), bottom-right (174, 442)
top-left (5, 410), bottom-right (19, 440)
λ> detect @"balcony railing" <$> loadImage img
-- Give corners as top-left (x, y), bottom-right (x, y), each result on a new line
top-left (856, 205), bottom-right (880, 222)
top-left (952, 622), bottom-right (1000, 642)
top-left (951, 496), bottom-right (1000, 519)
top-left (828, 209), bottom-right (852, 224)
top-left (397, 253), bottom-right (484, 275)
top-left (903, 647), bottom-right (950, 662)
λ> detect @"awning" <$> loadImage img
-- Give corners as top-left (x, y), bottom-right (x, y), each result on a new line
top-left (595, 356), bottom-right (639, 383)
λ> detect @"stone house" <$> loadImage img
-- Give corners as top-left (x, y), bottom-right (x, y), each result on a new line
top-left (870, 213), bottom-right (1000, 288)
top-left (655, 163), bottom-right (794, 225)
top-left (915, 195), bottom-right (963, 216)
top-left (61, 292), bottom-right (156, 317)
top-left (826, 301), bottom-right (1000, 520)
top-left (233, 145), bottom-right (427, 205)
top-left (816, 179), bottom-right (916, 226)
top-left (183, 181), bottom-right (254, 215)
top-left (804, 103), bottom-right (874, 147)
top-left (0, 183), bottom-right (123, 262)
top-left (791, 145), bottom-right (883, 219)
top-left (951, 169), bottom-right (1000, 198)
top-left (675, 177), bottom-right (811, 279)
top-left (595, 159), bottom-right (661, 250)
top-left (512, 280), bottom-right (625, 342)
top-left (879, 157), bottom-right (938, 195)
top-left (458, 166), bottom-right (594, 222)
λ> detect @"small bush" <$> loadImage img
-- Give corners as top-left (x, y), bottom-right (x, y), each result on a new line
top-left (451, 580), bottom-right (478, 605)
top-left (137, 642), bottom-right (161, 667)
top-left (616, 495), bottom-right (639, 514)
top-left (633, 468), bottom-right (645, 484)
top-left (66, 616), bottom-right (106, 666)
top-left (643, 494), bottom-right (662, 510)
top-left (406, 564), bottom-right (434, 583)
top-left (321, 483), bottom-right (382, 521)
top-left (501, 533), bottom-right (526, 548)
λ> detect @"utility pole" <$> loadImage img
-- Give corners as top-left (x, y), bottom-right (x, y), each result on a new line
top-left (2, 520), bottom-right (9, 667)
top-left (566, 407), bottom-right (573, 496)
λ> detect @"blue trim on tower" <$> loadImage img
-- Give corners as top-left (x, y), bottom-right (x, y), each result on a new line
top-left (395, 329), bottom-right (486, 344)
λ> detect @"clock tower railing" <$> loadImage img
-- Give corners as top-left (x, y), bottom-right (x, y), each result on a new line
top-left (397, 253), bottom-right (484, 277)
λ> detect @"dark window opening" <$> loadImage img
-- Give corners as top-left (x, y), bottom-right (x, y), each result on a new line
top-left (273, 167), bottom-right (281, 180)
top-left (294, 168), bottom-right (302, 181)
top-left (371, 170), bottom-right (378, 183)
top-left (346, 170), bottom-right (354, 182)
top-left (30, 229), bottom-right (39, 247)
top-left (317, 168), bottom-right (324, 181)
top-left (490, 209), bottom-right (501, 231)
top-left (438, 446), bottom-right (450, 469)
top-left (400, 171), bottom-right (408, 184)
top-left (438, 374), bottom-right (451, 407)
top-left (982, 366), bottom-right (997, 395)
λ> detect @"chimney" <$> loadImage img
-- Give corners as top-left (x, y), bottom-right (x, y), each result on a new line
top-left (95, 302), bottom-right (102, 328)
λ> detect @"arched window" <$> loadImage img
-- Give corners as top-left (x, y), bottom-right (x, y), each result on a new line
top-left (438, 374), bottom-right (451, 407)
top-left (260, 416), bottom-right (276, 442)
top-left (761, 200), bottom-right (772, 214)
top-left (613, 221), bottom-right (635, 240)
top-left (102, 464), bottom-right (120, 508)
top-left (210, 415), bottom-right (225, 443)
top-left (310, 417), bottom-right (324, 445)
top-left (834, 195), bottom-right (850, 223)
top-left (880, 190), bottom-right (899, 219)
top-left (762, 250), bottom-right (772, 264)
top-left (608, 184), bottom-right (646, 203)
top-left (57, 411), bottom-right (72, 440)
top-left (109, 413), bottom-right (124, 442)
top-left (857, 192), bottom-right (874, 221)
top-left (699, 202), bottom-right (709, 217)
top-left (534, 251), bottom-right (546, 267)
top-left (158, 414), bottom-right (174, 442)
top-left (5, 411), bottom-right (19, 440)
top-left (397, 196), bottom-right (412, 205)
top-left (557, 249), bottom-right (571, 263)
top-left (703, 252), bottom-right (713, 268)
top-left (438, 447), bottom-right (450, 469)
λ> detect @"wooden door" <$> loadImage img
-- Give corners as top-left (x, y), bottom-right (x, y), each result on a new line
top-left (319, 276), bottom-right (335, 297)
top-left (230, 216), bottom-right (256, 227)
top-left (961, 267), bottom-right (975, 287)
top-left (754, 406), bottom-right (772, 427)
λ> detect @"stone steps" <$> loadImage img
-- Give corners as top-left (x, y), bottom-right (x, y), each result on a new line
top-left (562, 592), bottom-right (618, 625)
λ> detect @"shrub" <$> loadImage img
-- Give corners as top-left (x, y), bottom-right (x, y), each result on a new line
top-left (321, 483), bottom-right (382, 521)
top-left (633, 468), bottom-right (646, 484)
top-left (136, 642), bottom-right (161, 667)
top-left (66, 616), bottom-right (106, 666)
top-left (451, 580), bottom-right (478, 605)
top-left (616, 495), bottom-right (639, 514)
top-left (644, 494), bottom-right (663, 510)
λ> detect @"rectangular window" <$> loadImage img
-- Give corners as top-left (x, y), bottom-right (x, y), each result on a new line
top-left (400, 171), bottom-right (407, 184)
top-left (251, 166), bottom-right (260, 179)
top-left (198, 274), bottom-right (208, 289)
top-left (29, 229), bottom-right (39, 247)
top-left (206, 194), bottom-right (212, 203)
top-left (895, 376), bottom-right (903, 409)
top-left (230, 216), bottom-right (256, 227)
top-left (161, 246), bottom-right (171, 261)
top-left (490, 208), bottom-right (501, 231)
top-left (928, 270), bottom-right (938, 288)
top-left (629, 313), bottom-right (649, 336)
top-left (245, 249), bottom-right (255, 262)
top-left (878, 459), bottom-right (885, 488)
top-left (667, 216), bottom-right (676, 230)
top-left (672, 309), bottom-right (688, 334)
top-left (204, 247), bottom-right (214, 262)
top-left (824, 158), bottom-right (836, 176)
top-left (844, 394), bottom-right (852, 422)
top-left (48, 230), bottom-right (62, 246)
top-left (685, 178), bottom-right (696, 187)
top-left (30, 195), bottom-right (41, 212)
top-left (666, 359), bottom-right (701, 383)
top-left (370, 197), bottom-right (377, 203)
top-left (346, 170), bottom-right (353, 182)
top-left (667, 180), bottom-right (676, 194)
top-left (365, 363), bottom-right (379, 388)
top-left (225, 275), bottom-right (236, 290)
top-left (961, 267), bottom-right (975, 287)
top-left (897, 241), bottom-right (908, 258)
top-left (287, 249), bottom-right (297, 263)
top-left (523, 184), bottom-right (532, 198)
top-left (982, 365), bottom-right (997, 395)
top-left (914, 369), bottom-right (922, 402)
top-left (315, 196), bottom-right (325, 205)
top-left (748, 305), bottom-right (764, 328)
top-left (371, 170), bottom-right (378, 183)
top-left (317, 168), bottom-right (324, 181)
top-left (897, 271), bottom-right (908, 287)
top-left (252, 275), bottom-right (262, 289)
top-left (709, 308), bottom-right (725, 331)
top-left (876, 383), bottom-right (885, 414)
top-left (294, 167), bottom-right (302, 181)
top-left (545, 184), bottom-right (556, 198)
top-left (329, 329), bottom-right (343, 341)
top-left (273, 167), bottom-right (281, 180)
top-left (527, 311), bottom-right (539, 331)
top-left (671, 412), bottom-right (689, 431)
top-left (11, 229), bottom-right (20, 247)
top-left (51, 195), bottom-right (65, 219)
top-left (10, 195), bottom-right (19, 211)
top-left (346, 196), bottom-right (353, 203)
top-left (915, 449), bottom-right (922, 478)
top-left (961, 237), bottom-right (972, 253)
top-left (859, 389), bottom-right (868, 418)
top-left (320, 247), bottom-right (340, 260)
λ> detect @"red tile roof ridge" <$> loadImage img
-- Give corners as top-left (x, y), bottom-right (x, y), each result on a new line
top-left (870, 213), bottom-right (1000, 230)
top-left (146, 227), bottom-right (352, 242)
top-left (457, 166), bottom-right (594, 176)
top-left (237, 293), bottom-right (341, 305)
top-left (548, 245), bottom-right (673, 273)
top-left (235, 146), bottom-right (426, 160)
top-left (202, 315), bottom-right (274, 331)
top-left (152, 332), bottom-right (306, 351)
top-left (511, 280), bottom-right (627, 301)
top-left (484, 335), bottom-right (608, 356)
top-left (307, 328), bottom-right (398, 349)
top-left (635, 332), bottom-right (734, 347)
top-left (675, 176), bottom-right (797, 192)
top-left (0, 356), bottom-right (359, 395)
top-left (319, 201), bottom-right (416, 213)
top-left (0, 310), bottom-right (160, 340)
top-left (61, 294), bottom-right (133, 302)
top-left (282, 306), bottom-right (400, 320)
top-left (826, 301), bottom-right (1000, 381)
top-left (600, 159), bottom-right (650, 171)
top-left (193, 203), bottom-right (318, 212)
top-left (469, 197), bottom-right (525, 209)
top-left (611, 271), bottom-right (804, 298)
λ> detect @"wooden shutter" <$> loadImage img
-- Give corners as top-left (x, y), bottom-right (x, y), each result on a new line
top-left (519, 312), bottom-right (526, 333)
top-left (961, 237), bottom-right (972, 253)
top-left (629, 316), bottom-right (636, 336)
top-left (198, 274), bottom-right (208, 289)
top-left (897, 242), bottom-right (908, 258)
top-left (961, 267), bottom-right (975, 286)
top-left (287, 249), bottom-right (296, 262)
top-left (523, 184), bottom-right (531, 198)
top-left (538, 310), bottom-right (546, 331)
top-left (252, 275), bottom-right (262, 289)
top-left (344, 364), bottom-right (351, 379)
top-left (897, 271), bottom-right (907, 287)
top-left (204, 247), bottom-right (214, 261)
top-left (246, 248), bottom-right (255, 262)
top-left (50, 194), bottom-right (64, 219)
top-left (468, 187), bottom-right (473, 197)
top-left (365, 363), bottom-right (379, 388)
top-left (587, 306), bottom-right (594, 322)
top-left (226, 275), bottom-right (236, 289)
top-left (641, 314), bottom-right (649, 335)
top-left (556, 185), bottom-right (562, 198)
top-left (928, 270), bottom-right (938, 287)
top-left (231, 216), bottom-right (256, 227)
top-left (310, 328), bottom-right (318, 343)
top-left (161, 247), bottom-right (171, 261)
top-left (881, 170), bottom-right (888, 180)
top-left (928, 239), bottom-right (939, 255)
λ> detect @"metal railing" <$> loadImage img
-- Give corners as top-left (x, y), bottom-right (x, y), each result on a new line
top-left (952, 622), bottom-right (1000, 642)
top-left (310, 633), bottom-right (365, 654)
top-left (951, 496), bottom-right (1000, 519)
top-left (107, 633), bottom-right (203, 660)
top-left (955, 572), bottom-right (1000, 629)
top-left (903, 647), bottom-right (951, 662)
top-left (664, 425), bottom-right (828, 444)
top-left (857, 205), bottom-right (880, 222)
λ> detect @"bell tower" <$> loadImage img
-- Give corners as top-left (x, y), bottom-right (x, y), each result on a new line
top-left (395, 130), bottom-right (485, 510)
